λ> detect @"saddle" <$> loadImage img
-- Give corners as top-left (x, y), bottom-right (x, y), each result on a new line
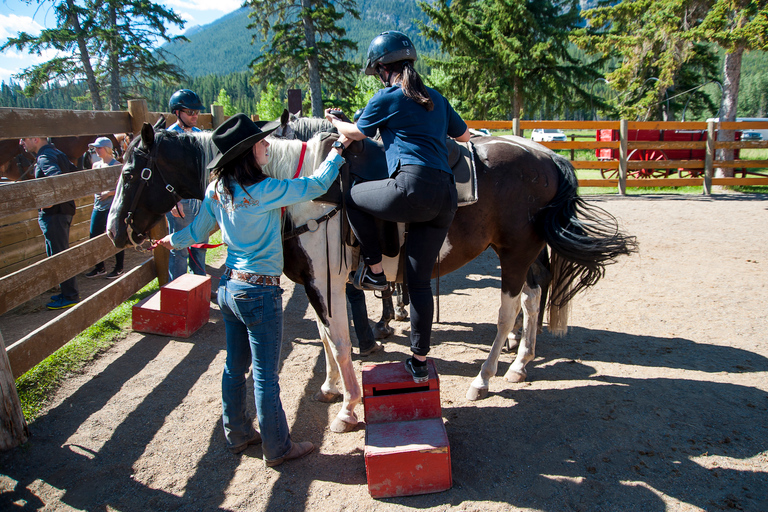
top-left (313, 134), bottom-right (478, 258)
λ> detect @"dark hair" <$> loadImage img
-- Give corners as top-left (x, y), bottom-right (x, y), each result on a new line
top-left (212, 148), bottom-right (265, 200)
top-left (380, 60), bottom-right (433, 111)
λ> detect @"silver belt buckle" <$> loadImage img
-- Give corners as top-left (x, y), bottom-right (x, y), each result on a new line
top-left (306, 219), bottom-right (319, 232)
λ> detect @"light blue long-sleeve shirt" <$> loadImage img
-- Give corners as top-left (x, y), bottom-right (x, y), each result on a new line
top-left (170, 151), bottom-right (342, 276)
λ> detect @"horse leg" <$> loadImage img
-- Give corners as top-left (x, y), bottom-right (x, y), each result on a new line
top-left (503, 282), bottom-right (541, 382)
top-left (394, 283), bottom-right (409, 321)
top-left (467, 291), bottom-right (521, 401)
top-left (312, 318), bottom-right (343, 403)
top-left (374, 294), bottom-right (395, 339)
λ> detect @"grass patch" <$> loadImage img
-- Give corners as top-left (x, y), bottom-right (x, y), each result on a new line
top-left (16, 280), bottom-right (159, 422)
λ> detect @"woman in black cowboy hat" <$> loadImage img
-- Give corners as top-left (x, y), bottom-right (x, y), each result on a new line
top-left (156, 113), bottom-right (350, 466)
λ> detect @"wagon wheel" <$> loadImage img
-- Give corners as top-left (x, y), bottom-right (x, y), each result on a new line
top-left (599, 159), bottom-right (619, 179)
top-left (629, 149), bottom-right (671, 179)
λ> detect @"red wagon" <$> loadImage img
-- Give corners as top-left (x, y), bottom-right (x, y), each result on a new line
top-left (596, 128), bottom-right (741, 179)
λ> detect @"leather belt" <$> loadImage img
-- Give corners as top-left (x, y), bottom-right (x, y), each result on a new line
top-left (224, 268), bottom-right (280, 286)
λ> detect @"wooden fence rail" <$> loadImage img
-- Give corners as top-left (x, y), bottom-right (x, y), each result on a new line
top-left (465, 119), bottom-right (768, 194)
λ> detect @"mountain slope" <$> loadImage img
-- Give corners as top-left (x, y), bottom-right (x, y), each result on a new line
top-left (161, 0), bottom-right (437, 78)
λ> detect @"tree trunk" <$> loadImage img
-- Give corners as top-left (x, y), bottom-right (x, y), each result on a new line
top-left (301, 0), bottom-right (323, 118)
top-left (108, 2), bottom-right (121, 110)
top-left (716, 47), bottom-right (743, 178)
top-left (0, 331), bottom-right (29, 450)
top-left (511, 76), bottom-right (523, 120)
top-left (66, 0), bottom-right (102, 110)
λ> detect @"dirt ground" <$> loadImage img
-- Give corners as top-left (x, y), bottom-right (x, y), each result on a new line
top-left (1, 193), bottom-right (767, 512)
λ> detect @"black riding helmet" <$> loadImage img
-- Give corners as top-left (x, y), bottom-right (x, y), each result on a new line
top-left (169, 89), bottom-right (205, 112)
top-left (364, 31), bottom-right (417, 76)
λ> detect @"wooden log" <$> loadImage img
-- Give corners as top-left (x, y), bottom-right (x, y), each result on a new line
top-left (0, 233), bottom-right (127, 316)
top-left (627, 121), bottom-right (708, 130)
top-left (519, 120), bottom-right (619, 130)
top-left (0, 166), bottom-right (121, 218)
top-left (537, 141), bottom-right (620, 150)
top-left (627, 141), bottom-right (707, 150)
top-left (619, 120), bottom-right (628, 195)
top-left (0, 331), bottom-right (29, 450)
top-left (0, 107), bottom-right (131, 139)
top-left (6, 258), bottom-right (157, 379)
top-left (627, 160), bottom-right (705, 170)
top-left (704, 121), bottom-right (715, 195)
top-left (571, 160), bottom-right (619, 169)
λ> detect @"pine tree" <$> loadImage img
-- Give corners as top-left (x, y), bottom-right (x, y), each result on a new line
top-left (575, 0), bottom-right (768, 173)
top-left (244, 0), bottom-right (361, 117)
top-left (418, 0), bottom-right (603, 120)
top-left (1, 0), bottom-right (187, 110)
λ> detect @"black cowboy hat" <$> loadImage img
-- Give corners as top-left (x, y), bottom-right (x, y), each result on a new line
top-left (207, 113), bottom-right (280, 170)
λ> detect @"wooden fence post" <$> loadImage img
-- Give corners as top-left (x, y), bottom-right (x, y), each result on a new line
top-left (704, 120), bottom-right (715, 195)
top-left (0, 331), bottom-right (29, 450)
top-left (618, 119), bottom-right (628, 195)
top-left (513, 118), bottom-right (521, 137)
top-left (128, 99), bottom-right (170, 284)
top-left (211, 104), bottom-right (225, 129)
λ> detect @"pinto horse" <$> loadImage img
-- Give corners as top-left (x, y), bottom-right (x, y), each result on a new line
top-left (107, 123), bottom-right (636, 433)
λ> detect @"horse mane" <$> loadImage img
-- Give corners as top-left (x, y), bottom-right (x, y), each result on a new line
top-left (287, 117), bottom-right (336, 142)
top-left (263, 133), bottom-right (327, 181)
top-left (153, 130), bottom-right (216, 194)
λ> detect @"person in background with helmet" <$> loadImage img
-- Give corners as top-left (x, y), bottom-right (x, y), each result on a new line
top-left (166, 89), bottom-right (210, 282)
top-left (325, 31), bottom-right (470, 383)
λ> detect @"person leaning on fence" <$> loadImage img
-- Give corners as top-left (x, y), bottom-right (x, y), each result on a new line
top-left (165, 88), bottom-right (210, 282)
top-left (154, 113), bottom-right (349, 466)
top-left (84, 137), bottom-right (124, 279)
top-left (20, 136), bottom-right (81, 310)
top-left (325, 30), bottom-right (470, 384)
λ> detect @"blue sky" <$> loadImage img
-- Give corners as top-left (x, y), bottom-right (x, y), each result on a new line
top-left (0, 0), bottom-right (240, 85)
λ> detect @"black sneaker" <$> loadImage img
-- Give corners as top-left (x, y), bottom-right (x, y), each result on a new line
top-left (106, 268), bottom-right (124, 279)
top-left (85, 267), bottom-right (107, 278)
top-left (356, 267), bottom-right (388, 291)
top-left (404, 357), bottom-right (429, 383)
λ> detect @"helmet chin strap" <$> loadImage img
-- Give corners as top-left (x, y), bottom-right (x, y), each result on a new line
top-left (174, 110), bottom-right (194, 130)
top-left (377, 66), bottom-right (393, 87)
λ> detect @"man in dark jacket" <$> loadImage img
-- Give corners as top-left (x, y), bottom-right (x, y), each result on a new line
top-left (20, 137), bottom-right (80, 309)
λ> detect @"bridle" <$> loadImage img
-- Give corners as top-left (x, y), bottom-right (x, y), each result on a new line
top-left (123, 138), bottom-right (184, 248)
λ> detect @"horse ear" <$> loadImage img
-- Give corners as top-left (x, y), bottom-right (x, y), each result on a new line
top-left (281, 108), bottom-right (289, 126)
top-left (140, 122), bottom-right (155, 149)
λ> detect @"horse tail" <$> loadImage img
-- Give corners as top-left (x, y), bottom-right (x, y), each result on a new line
top-left (536, 153), bottom-right (638, 310)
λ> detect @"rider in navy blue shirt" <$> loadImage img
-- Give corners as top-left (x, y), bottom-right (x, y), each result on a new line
top-left (326, 31), bottom-right (470, 383)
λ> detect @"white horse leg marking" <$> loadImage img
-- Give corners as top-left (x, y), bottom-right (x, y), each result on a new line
top-left (313, 319), bottom-right (342, 403)
top-left (467, 291), bottom-right (521, 401)
top-left (504, 283), bottom-right (541, 383)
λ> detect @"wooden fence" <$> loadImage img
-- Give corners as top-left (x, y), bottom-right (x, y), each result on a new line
top-left (465, 119), bottom-right (768, 195)
top-left (0, 100), bottom-right (234, 448)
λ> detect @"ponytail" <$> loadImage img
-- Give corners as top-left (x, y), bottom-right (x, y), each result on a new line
top-left (381, 61), bottom-right (434, 111)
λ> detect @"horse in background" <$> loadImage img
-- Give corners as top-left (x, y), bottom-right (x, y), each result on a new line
top-left (0, 134), bottom-right (121, 181)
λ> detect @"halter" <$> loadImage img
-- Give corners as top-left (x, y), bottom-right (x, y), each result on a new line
top-left (123, 138), bottom-right (184, 248)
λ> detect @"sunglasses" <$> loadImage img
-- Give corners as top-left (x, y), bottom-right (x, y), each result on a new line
top-left (181, 109), bottom-right (200, 116)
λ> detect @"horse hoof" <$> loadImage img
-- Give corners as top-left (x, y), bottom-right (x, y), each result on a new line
top-left (312, 390), bottom-right (341, 403)
top-left (466, 386), bottom-right (488, 401)
top-left (504, 371), bottom-right (527, 383)
top-left (394, 309), bottom-right (408, 322)
top-left (330, 417), bottom-right (358, 433)
top-left (374, 325), bottom-right (393, 339)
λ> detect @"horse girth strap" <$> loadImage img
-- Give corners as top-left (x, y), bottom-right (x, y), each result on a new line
top-left (282, 206), bottom-right (341, 241)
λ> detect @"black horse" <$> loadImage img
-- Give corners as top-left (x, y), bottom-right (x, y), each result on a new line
top-left (107, 123), bottom-right (636, 432)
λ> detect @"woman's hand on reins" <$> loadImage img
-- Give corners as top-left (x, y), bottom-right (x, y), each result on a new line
top-left (151, 235), bottom-right (174, 250)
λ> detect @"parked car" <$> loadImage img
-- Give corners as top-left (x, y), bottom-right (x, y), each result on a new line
top-left (740, 130), bottom-right (762, 141)
top-left (531, 128), bottom-right (567, 142)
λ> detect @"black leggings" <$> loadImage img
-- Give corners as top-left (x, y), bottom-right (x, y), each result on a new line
top-left (346, 165), bottom-right (457, 356)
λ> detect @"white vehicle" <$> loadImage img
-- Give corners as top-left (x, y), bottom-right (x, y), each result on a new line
top-left (706, 117), bottom-right (768, 141)
top-left (531, 128), bottom-right (567, 142)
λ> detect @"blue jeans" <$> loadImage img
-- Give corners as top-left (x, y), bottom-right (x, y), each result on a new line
top-left (38, 211), bottom-right (79, 301)
top-left (90, 208), bottom-right (124, 271)
top-left (218, 274), bottom-right (291, 460)
top-left (346, 165), bottom-right (457, 356)
top-left (166, 198), bottom-right (207, 281)
top-left (346, 283), bottom-right (375, 351)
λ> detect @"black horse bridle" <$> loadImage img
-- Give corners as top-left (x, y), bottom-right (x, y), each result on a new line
top-left (124, 138), bottom-right (184, 247)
